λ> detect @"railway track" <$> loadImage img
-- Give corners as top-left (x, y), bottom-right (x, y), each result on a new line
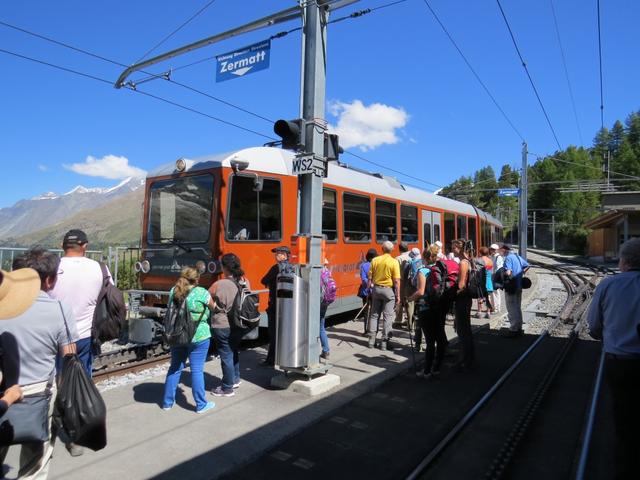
top-left (406, 256), bottom-right (606, 479)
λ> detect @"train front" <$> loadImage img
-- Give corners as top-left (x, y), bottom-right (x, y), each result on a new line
top-left (129, 157), bottom-right (221, 344)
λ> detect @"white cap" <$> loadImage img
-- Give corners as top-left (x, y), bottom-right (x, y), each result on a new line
top-left (409, 247), bottom-right (421, 258)
top-left (490, 243), bottom-right (500, 250)
top-left (435, 240), bottom-right (442, 248)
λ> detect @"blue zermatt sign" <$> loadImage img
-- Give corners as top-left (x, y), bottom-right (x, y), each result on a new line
top-left (216, 40), bottom-right (271, 82)
top-left (498, 188), bottom-right (520, 197)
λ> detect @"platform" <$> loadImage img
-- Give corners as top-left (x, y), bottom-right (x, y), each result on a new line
top-left (42, 315), bottom-right (484, 480)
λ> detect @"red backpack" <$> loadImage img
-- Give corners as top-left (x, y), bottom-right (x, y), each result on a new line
top-left (442, 259), bottom-right (459, 293)
top-left (427, 259), bottom-right (459, 302)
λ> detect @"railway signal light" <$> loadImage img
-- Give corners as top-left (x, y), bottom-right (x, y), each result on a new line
top-left (274, 118), bottom-right (305, 151)
top-left (324, 133), bottom-right (342, 161)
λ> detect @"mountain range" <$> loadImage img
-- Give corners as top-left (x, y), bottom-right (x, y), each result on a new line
top-left (0, 177), bottom-right (145, 248)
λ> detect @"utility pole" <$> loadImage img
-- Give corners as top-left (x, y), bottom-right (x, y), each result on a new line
top-left (519, 142), bottom-right (528, 259)
top-left (551, 215), bottom-right (556, 252)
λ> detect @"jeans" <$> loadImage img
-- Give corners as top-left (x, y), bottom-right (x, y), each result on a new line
top-left (163, 338), bottom-right (210, 411)
top-left (320, 304), bottom-right (330, 354)
top-left (454, 293), bottom-right (474, 367)
top-left (212, 328), bottom-right (242, 391)
top-left (368, 286), bottom-right (396, 340)
top-left (505, 289), bottom-right (523, 331)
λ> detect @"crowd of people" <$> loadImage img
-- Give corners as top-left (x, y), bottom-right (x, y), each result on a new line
top-left (359, 239), bottom-right (530, 376)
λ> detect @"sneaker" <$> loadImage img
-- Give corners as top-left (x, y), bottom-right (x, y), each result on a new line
top-left (232, 381), bottom-right (242, 389)
top-left (66, 443), bottom-right (84, 457)
top-left (161, 404), bottom-right (173, 411)
top-left (196, 401), bottom-right (216, 414)
top-left (212, 386), bottom-right (235, 397)
top-left (368, 336), bottom-right (376, 349)
top-left (320, 351), bottom-right (330, 360)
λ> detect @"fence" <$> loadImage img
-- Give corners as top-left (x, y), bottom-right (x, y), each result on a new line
top-left (1, 246), bottom-right (142, 291)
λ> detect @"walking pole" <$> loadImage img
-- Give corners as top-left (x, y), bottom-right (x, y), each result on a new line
top-left (408, 312), bottom-right (417, 373)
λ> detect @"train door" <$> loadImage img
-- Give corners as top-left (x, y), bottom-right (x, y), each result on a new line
top-left (421, 210), bottom-right (441, 249)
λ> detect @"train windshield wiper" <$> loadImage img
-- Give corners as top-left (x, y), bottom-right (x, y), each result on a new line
top-left (159, 237), bottom-right (192, 253)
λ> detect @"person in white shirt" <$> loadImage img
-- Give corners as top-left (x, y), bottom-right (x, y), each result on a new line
top-left (489, 243), bottom-right (503, 313)
top-left (50, 229), bottom-right (111, 377)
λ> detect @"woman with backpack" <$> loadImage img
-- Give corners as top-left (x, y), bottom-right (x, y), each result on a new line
top-left (209, 253), bottom-right (249, 397)
top-left (452, 239), bottom-right (475, 372)
top-left (162, 266), bottom-right (216, 413)
top-left (407, 245), bottom-right (447, 379)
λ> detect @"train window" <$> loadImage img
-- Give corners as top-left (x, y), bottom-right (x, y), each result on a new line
top-left (456, 215), bottom-right (467, 240)
top-left (375, 199), bottom-right (397, 243)
top-left (401, 205), bottom-right (418, 243)
top-left (444, 213), bottom-right (455, 248)
top-left (322, 189), bottom-right (337, 242)
top-left (227, 176), bottom-right (281, 241)
top-left (343, 192), bottom-right (371, 242)
top-left (434, 224), bottom-right (441, 243)
top-left (468, 217), bottom-right (477, 247)
top-left (148, 174), bottom-right (214, 245)
top-left (423, 223), bottom-right (431, 249)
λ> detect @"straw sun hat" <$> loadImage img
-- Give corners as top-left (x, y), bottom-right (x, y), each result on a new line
top-left (0, 268), bottom-right (41, 320)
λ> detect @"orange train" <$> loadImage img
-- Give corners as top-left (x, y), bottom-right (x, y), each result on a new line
top-left (135, 146), bottom-right (502, 323)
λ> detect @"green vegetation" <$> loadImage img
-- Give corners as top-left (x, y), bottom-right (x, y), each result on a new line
top-left (440, 109), bottom-right (640, 252)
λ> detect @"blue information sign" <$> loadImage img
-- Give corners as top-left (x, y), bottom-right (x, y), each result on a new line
top-left (216, 40), bottom-right (271, 82)
top-left (498, 188), bottom-right (520, 197)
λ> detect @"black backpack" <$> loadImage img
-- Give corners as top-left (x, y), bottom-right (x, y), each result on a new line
top-left (163, 295), bottom-right (206, 347)
top-left (228, 279), bottom-right (261, 330)
top-left (92, 263), bottom-right (126, 343)
top-left (467, 259), bottom-right (488, 299)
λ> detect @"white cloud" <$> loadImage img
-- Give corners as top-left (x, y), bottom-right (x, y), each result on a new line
top-left (64, 154), bottom-right (146, 179)
top-left (37, 164), bottom-right (49, 172)
top-left (327, 100), bottom-right (409, 151)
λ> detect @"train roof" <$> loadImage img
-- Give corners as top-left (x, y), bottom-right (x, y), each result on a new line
top-left (149, 146), bottom-right (502, 226)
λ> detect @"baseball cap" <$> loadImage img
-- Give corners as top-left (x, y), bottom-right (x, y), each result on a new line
top-left (435, 240), bottom-right (443, 248)
top-left (63, 229), bottom-right (88, 247)
top-left (0, 268), bottom-right (41, 320)
top-left (409, 247), bottom-right (421, 258)
top-left (490, 243), bottom-right (500, 250)
top-left (271, 246), bottom-right (291, 254)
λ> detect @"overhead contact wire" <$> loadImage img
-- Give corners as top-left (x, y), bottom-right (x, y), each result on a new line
top-left (596, 0), bottom-right (605, 129)
top-left (495, 0), bottom-right (562, 150)
top-left (420, 0), bottom-right (525, 143)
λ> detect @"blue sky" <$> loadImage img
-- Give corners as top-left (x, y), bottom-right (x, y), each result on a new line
top-left (1, 0), bottom-right (638, 208)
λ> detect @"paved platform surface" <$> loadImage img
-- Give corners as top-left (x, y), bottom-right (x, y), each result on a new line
top-left (43, 315), bottom-right (485, 480)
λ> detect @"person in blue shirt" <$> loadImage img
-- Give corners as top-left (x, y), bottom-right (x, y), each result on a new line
top-left (587, 238), bottom-right (640, 479)
top-left (499, 244), bottom-right (530, 337)
top-left (358, 248), bottom-right (377, 334)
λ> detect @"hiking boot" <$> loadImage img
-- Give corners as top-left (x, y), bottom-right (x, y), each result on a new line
top-left (320, 351), bottom-right (330, 360)
top-left (66, 443), bottom-right (84, 457)
top-left (368, 336), bottom-right (376, 348)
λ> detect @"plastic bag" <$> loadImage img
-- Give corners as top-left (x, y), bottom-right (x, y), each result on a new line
top-left (54, 354), bottom-right (107, 451)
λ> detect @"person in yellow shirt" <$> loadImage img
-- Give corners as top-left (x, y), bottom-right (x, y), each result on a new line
top-left (367, 241), bottom-right (401, 350)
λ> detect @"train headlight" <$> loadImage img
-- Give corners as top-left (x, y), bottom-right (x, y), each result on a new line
top-left (134, 261), bottom-right (142, 273)
top-left (196, 261), bottom-right (206, 274)
top-left (175, 158), bottom-right (187, 172)
top-left (140, 260), bottom-right (151, 273)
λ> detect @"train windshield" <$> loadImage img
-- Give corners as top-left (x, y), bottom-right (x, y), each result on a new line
top-left (147, 174), bottom-right (214, 245)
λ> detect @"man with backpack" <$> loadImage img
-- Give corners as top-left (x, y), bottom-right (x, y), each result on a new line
top-left (499, 244), bottom-right (530, 337)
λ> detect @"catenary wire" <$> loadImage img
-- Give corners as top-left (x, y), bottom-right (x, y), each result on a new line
top-left (596, 0), bottom-right (605, 130)
top-left (420, 0), bottom-right (525, 143)
top-left (495, 0), bottom-right (562, 151)
top-left (133, 0), bottom-right (220, 65)
top-left (0, 19), bottom-right (273, 124)
top-left (549, 0), bottom-right (584, 145)
top-left (0, 47), bottom-right (277, 141)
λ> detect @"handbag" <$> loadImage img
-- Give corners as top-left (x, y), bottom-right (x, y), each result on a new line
top-left (53, 303), bottom-right (107, 451)
top-left (0, 382), bottom-right (52, 446)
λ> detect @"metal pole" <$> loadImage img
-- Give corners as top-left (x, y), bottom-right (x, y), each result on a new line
top-left (552, 215), bottom-right (556, 252)
top-left (299, 0), bottom-right (328, 368)
top-left (532, 210), bottom-right (536, 248)
top-left (519, 142), bottom-right (528, 259)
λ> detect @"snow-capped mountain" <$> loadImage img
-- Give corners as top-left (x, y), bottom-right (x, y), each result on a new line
top-left (0, 177), bottom-right (145, 240)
